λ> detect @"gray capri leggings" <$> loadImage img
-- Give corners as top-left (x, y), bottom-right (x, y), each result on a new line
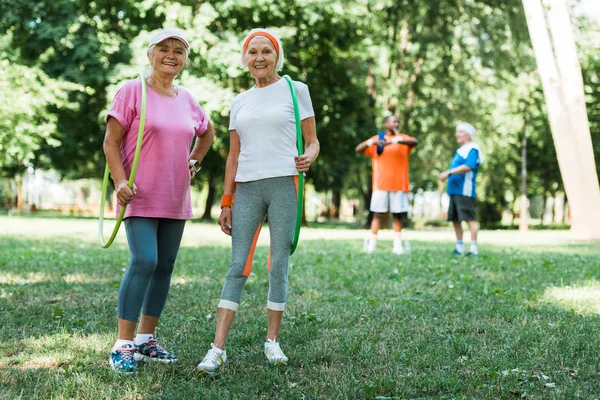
top-left (219, 176), bottom-right (298, 312)
top-left (118, 217), bottom-right (186, 321)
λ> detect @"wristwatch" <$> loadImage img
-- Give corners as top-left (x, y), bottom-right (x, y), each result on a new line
top-left (189, 159), bottom-right (201, 172)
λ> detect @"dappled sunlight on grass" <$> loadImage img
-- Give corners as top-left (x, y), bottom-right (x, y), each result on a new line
top-left (63, 273), bottom-right (109, 284)
top-left (0, 333), bottom-right (109, 371)
top-left (541, 281), bottom-right (600, 316)
top-left (2, 216), bottom-right (600, 398)
top-left (0, 272), bottom-right (50, 285)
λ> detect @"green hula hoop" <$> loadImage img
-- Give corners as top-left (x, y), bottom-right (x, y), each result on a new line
top-left (98, 72), bottom-right (147, 248)
top-left (282, 75), bottom-right (304, 256)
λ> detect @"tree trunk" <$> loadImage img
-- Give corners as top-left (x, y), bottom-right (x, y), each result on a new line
top-left (201, 177), bottom-right (217, 221)
top-left (301, 192), bottom-right (307, 226)
top-left (519, 106), bottom-right (529, 231)
top-left (330, 189), bottom-right (341, 220)
top-left (3, 177), bottom-right (9, 210)
top-left (16, 175), bottom-right (23, 215)
top-left (522, 0), bottom-right (600, 239)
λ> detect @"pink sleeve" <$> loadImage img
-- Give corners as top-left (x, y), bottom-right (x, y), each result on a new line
top-left (193, 102), bottom-right (209, 136)
top-left (106, 80), bottom-right (138, 131)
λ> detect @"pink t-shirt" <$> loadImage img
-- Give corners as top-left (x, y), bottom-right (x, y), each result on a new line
top-left (106, 79), bottom-right (209, 220)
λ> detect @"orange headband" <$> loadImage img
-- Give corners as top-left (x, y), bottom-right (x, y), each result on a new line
top-left (243, 32), bottom-right (279, 55)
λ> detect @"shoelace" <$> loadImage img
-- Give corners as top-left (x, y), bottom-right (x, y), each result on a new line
top-left (146, 339), bottom-right (165, 352)
top-left (202, 345), bottom-right (222, 364)
top-left (117, 346), bottom-right (135, 361)
top-left (265, 340), bottom-right (283, 356)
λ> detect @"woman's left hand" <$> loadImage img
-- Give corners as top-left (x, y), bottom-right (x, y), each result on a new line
top-left (294, 155), bottom-right (312, 173)
top-left (189, 163), bottom-right (197, 179)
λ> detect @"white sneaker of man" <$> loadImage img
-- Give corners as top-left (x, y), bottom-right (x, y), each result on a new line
top-left (363, 238), bottom-right (377, 254)
top-left (392, 238), bottom-right (405, 255)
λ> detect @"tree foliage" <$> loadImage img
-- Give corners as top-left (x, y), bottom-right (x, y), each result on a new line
top-left (0, 0), bottom-right (597, 224)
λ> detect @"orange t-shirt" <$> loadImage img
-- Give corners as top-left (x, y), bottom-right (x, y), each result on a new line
top-left (363, 133), bottom-right (416, 192)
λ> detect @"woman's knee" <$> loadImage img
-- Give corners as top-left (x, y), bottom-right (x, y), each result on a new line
top-left (130, 252), bottom-right (158, 276)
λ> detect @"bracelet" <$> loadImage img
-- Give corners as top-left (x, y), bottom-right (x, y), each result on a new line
top-left (220, 194), bottom-right (233, 209)
top-left (366, 139), bottom-right (374, 146)
top-left (448, 170), bottom-right (453, 176)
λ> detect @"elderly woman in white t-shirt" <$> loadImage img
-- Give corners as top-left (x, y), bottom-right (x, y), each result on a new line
top-left (197, 28), bottom-right (319, 374)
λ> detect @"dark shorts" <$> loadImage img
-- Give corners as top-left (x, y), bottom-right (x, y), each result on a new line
top-left (447, 195), bottom-right (477, 222)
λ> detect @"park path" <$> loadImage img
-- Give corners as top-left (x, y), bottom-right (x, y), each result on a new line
top-left (0, 216), bottom-right (583, 248)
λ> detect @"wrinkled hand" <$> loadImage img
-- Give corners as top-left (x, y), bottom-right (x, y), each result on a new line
top-left (188, 159), bottom-right (200, 179)
top-left (295, 155), bottom-right (312, 173)
top-left (115, 179), bottom-right (137, 206)
top-left (439, 171), bottom-right (450, 182)
top-left (189, 163), bottom-right (197, 179)
top-left (218, 207), bottom-right (232, 236)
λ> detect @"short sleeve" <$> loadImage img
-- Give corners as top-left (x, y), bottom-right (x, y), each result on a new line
top-left (228, 96), bottom-right (240, 131)
top-left (465, 149), bottom-right (479, 170)
top-left (106, 80), bottom-right (139, 132)
top-left (193, 102), bottom-right (209, 136)
top-left (294, 82), bottom-right (315, 120)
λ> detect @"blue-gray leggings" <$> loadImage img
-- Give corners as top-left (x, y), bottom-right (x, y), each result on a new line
top-left (218, 176), bottom-right (297, 312)
top-left (117, 217), bottom-right (185, 321)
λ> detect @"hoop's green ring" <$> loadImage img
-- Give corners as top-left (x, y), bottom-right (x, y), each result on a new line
top-left (283, 75), bottom-right (304, 255)
top-left (98, 73), bottom-right (147, 248)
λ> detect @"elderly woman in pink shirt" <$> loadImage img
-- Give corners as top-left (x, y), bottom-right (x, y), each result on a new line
top-left (103, 28), bottom-right (214, 374)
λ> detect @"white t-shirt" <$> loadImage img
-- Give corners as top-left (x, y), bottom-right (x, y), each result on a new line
top-left (229, 78), bottom-right (315, 182)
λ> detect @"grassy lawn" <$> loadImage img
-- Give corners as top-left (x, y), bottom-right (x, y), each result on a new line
top-left (1, 216), bottom-right (600, 399)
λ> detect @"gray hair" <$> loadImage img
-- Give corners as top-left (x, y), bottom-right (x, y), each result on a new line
top-left (240, 28), bottom-right (285, 72)
top-left (456, 122), bottom-right (476, 137)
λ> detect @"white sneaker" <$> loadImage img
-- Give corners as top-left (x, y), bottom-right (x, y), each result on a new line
top-left (264, 339), bottom-right (289, 365)
top-left (363, 238), bottom-right (376, 254)
top-left (392, 238), bottom-right (405, 254)
top-left (392, 245), bottom-right (405, 255)
top-left (196, 344), bottom-right (227, 375)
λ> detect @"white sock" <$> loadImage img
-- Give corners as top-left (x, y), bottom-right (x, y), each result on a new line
top-left (112, 339), bottom-right (134, 351)
top-left (456, 240), bottom-right (465, 253)
top-left (366, 235), bottom-right (377, 252)
top-left (134, 334), bottom-right (154, 346)
top-left (470, 241), bottom-right (478, 254)
top-left (393, 237), bottom-right (402, 248)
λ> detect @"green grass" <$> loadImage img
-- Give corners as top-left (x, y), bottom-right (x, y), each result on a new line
top-left (1, 217), bottom-right (600, 399)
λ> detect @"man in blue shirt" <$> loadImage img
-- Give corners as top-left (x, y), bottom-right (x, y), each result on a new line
top-left (439, 123), bottom-right (482, 256)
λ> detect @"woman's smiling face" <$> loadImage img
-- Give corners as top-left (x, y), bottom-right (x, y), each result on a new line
top-left (148, 39), bottom-right (187, 76)
top-left (244, 36), bottom-right (278, 80)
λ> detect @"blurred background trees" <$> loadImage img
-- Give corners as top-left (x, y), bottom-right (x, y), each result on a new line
top-left (0, 0), bottom-right (598, 228)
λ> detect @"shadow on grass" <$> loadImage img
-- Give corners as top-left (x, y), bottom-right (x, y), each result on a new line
top-left (1, 235), bottom-right (600, 398)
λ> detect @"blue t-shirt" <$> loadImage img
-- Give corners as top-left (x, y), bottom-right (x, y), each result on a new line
top-left (447, 143), bottom-right (481, 198)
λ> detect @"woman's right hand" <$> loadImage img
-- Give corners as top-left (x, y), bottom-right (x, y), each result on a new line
top-left (218, 207), bottom-right (233, 236)
top-left (115, 179), bottom-right (137, 206)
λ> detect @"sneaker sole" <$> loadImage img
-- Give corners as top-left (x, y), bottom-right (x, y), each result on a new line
top-left (197, 367), bottom-right (221, 376)
top-left (134, 353), bottom-right (177, 364)
top-left (110, 360), bottom-right (136, 374)
top-left (267, 359), bottom-right (288, 366)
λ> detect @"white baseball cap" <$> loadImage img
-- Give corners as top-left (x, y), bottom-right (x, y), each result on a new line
top-left (147, 29), bottom-right (189, 52)
top-left (456, 122), bottom-right (476, 137)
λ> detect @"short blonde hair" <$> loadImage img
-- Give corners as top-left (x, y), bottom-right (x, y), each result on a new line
top-left (240, 28), bottom-right (285, 72)
top-left (146, 29), bottom-right (190, 67)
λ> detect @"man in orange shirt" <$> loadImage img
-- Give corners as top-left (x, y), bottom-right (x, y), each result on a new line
top-left (355, 115), bottom-right (418, 254)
